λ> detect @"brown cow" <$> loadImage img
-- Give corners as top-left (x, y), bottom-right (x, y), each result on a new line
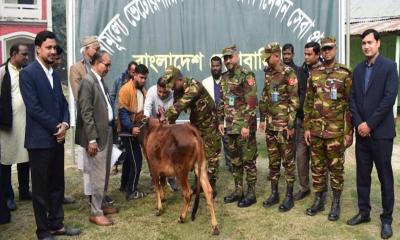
top-left (142, 118), bottom-right (219, 235)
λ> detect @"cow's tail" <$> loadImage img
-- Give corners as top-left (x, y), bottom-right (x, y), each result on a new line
top-left (191, 159), bottom-right (201, 221)
top-left (191, 130), bottom-right (203, 221)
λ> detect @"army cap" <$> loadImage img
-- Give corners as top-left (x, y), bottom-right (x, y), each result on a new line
top-left (261, 42), bottom-right (281, 60)
top-left (320, 36), bottom-right (336, 49)
top-left (162, 65), bottom-right (182, 90)
top-left (82, 35), bottom-right (98, 47)
top-left (222, 44), bottom-right (238, 56)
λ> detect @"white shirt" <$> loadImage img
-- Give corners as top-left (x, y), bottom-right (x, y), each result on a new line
top-left (36, 57), bottom-right (54, 88)
top-left (91, 69), bottom-right (113, 122)
top-left (144, 85), bottom-right (174, 118)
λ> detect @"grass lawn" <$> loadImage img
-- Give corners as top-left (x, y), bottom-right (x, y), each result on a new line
top-left (1, 130), bottom-right (399, 240)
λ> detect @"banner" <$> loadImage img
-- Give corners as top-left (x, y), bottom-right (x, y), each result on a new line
top-left (73, 0), bottom-right (342, 95)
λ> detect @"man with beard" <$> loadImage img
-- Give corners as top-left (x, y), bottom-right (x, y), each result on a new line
top-left (118, 64), bottom-right (149, 200)
top-left (20, 30), bottom-right (80, 239)
top-left (203, 56), bottom-right (232, 173)
top-left (303, 37), bottom-right (353, 221)
top-left (282, 43), bottom-right (301, 74)
top-left (0, 43), bottom-right (31, 214)
top-left (163, 65), bottom-right (221, 197)
top-left (217, 45), bottom-right (258, 208)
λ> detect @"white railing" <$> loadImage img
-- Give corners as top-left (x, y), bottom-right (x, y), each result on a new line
top-left (0, 1), bottom-right (42, 20)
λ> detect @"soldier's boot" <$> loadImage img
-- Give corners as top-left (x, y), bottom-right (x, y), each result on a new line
top-left (262, 182), bottom-right (279, 208)
top-left (278, 184), bottom-right (294, 212)
top-left (328, 190), bottom-right (341, 221)
top-left (306, 191), bottom-right (326, 216)
top-left (209, 177), bottom-right (217, 199)
top-left (238, 184), bottom-right (257, 208)
top-left (224, 180), bottom-right (243, 204)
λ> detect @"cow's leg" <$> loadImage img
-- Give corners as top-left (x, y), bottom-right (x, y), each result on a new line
top-left (178, 174), bottom-right (192, 223)
top-left (159, 176), bottom-right (166, 202)
top-left (199, 167), bottom-right (219, 235)
top-left (154, 176), bottom-right (163, 216)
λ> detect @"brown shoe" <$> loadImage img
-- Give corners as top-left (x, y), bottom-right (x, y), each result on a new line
top-left (89, 215), bottom-right (113, 226)
top-left (102, 206), bottom-right (119, 215)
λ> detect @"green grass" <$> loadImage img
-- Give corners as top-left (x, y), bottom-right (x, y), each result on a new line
top-left (1, 132), bottom-right (399, 240)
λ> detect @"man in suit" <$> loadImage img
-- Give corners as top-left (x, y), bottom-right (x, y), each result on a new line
top-left (202, 56), bottom-right (231, 172)
top-left (19, 31), bottom-right (80, 240)
top-left (347, 29), bottom-right (398, 239)
top-left (75, 50), bottom-right (118, 226)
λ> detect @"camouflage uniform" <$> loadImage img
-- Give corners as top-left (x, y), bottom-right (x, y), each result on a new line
top-left (218, 48), bottom-right (258, 199)
top-left (259, 61), bottom-right (299, 186)
top-left (164, 71), bottom-right (221, 181)
top-left (303, 56), bottom-right (352, 193)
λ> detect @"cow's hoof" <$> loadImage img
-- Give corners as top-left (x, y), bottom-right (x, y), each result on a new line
top-left (178, 216), bottom-right (186, 223)
top-left (155, 209), bottom-right (163, 216)
top-left (211, 226), bottom-right (220, 235)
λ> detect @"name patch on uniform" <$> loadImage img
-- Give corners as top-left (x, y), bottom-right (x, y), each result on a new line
top-left (288, 78), bottom-right (297, 86)
top-left (247, 77), bottom-right (255, 86)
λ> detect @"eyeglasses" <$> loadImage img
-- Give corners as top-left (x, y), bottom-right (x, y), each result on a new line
top-left (322, 46), bottom-right (334, 51)
top-left (101, 62), bottom-right (111, 68)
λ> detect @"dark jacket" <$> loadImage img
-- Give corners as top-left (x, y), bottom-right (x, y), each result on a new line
top-left (0, 63), bottom-right (12, 130)
top-left (19, 59), bottom-right (70, 149)
top-left (350, 54), bottom-right (398, 139)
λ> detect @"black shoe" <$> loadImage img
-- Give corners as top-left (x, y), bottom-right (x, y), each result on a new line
top-left (19, 191), bottom-right (32, 201)
top-left (62, 196), bottom-right (76, 204)
top-left (39, 236), bottom-right (55, 240)
top-left (103, 195), bottom-right (114, 204)
top-left (7, 199), bottom-right (17, 211)
top-left (167, 178), bottom-right (179, 192)
top-left (224, 192), bottom-right (243, 204)
top-left (51, 226), bottom-right (81, 236)
top-left (294, 189), bottom-right (310, 201)
top-left (346, 213), bottom-right (371, 225)
top-left (238, 196), bottom-right (256, 208)
top-left (306, 192), bottom-right (326, 216)
top-left (381, 223), bottom-right (393, 239)
top-left (262, 182), bottom-right (279, 208)
top-left (328, 191), bottom-right (341, 221)
top-left (278, 185), bottom-right (294, 212)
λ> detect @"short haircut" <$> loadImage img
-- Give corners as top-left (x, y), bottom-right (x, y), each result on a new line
top-left (157, 77), bottom-right (166, 88)
top-left (127, 61), bottom-right (138, 70)
top-left (9, 43), bottom-right (27, 57)
top-left (135, 64), bottom-right (149, 75)
top-left (91, 50), bottom-right (108, 65)
top-left (282, 43), bottom-right (295, 53)
top-left (55, 45), bottom-right (64, 56)
top-left (34, 31), bottom-right (56, 47)
top-left (304, 41), bottom-right (321, 54)
top-left (210, 56), bottom-right (222, 64)
top-left (361, 29), bottom-right (380, 41)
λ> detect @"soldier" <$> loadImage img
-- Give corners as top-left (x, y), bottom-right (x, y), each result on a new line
top-left (163, 66), bottom-right (221, 197)
top-left (303, 36), bottom-right (353, 221)
top-left (259, 43), bottom-right (299, 212)
top-left (218, 45), bottom-right (258, 208)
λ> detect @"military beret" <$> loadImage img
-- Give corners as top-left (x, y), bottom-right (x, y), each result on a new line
top-left (82, 35), bottom-right (98, 47)
top-left (222, 44), bottom-right (238, 56)
top-left (162, 65), bottom-right (182, 90)
top-left (261, 42), bottom-right (281, 60)
top-left (320, 36), bottom-right (336, 48)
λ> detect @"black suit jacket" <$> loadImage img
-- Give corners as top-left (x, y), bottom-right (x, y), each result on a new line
top-left (19, 59), bottom-right (70, 149)
top-left (350, 54), bottom-right (398, 139)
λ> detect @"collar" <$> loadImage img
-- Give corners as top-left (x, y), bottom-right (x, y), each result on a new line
top-left (91, 68), bottom-right (102, 81)
top-left (365, 53), bottom-right (379, 67)
top-left (36, 57), bottom-right (53, 74)
top-left (8, 62), bottom-right (20, 72)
